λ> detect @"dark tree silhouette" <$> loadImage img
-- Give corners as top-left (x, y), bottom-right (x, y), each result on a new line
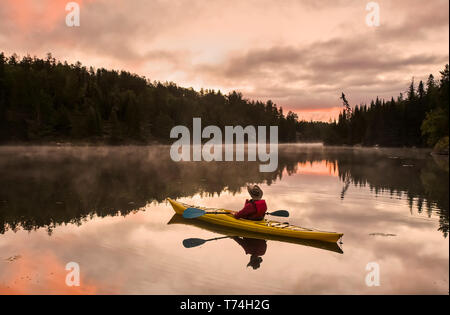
top-left (0, 53), bottom-right (299, 144)
top-left (325, 65), bottom-right (449, 149)
top-left (0, 53), bottom-right (448, 150)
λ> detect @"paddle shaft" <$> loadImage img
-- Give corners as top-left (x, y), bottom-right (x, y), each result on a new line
top-left (182, 207), bottom-right (289, 219)
top-left (203, 211), bottom-right (283, 216)
top-left (207, 236), bottom-right (230, 242)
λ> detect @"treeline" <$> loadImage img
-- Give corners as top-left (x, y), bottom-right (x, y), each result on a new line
top-left (1, 53), bottom-right (448, 149)
top-left (296, 121), bottom-right (330, 142)
top-left (325, 65), bottom-right (449, 151)
top-left (0, 53), bottom-right (299, 143)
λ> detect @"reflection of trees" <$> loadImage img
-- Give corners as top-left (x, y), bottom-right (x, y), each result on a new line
top-left (0, 146), bottom-right (448, 237)
top-left (420, 156), bottom-right (449, 237)
top-left (0, 146), bottom-right (288, 234)
top-left (333, 151), bottom-right (448, 237)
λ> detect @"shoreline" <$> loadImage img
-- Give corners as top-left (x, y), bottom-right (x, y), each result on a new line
top-left (0, 141), bottom-right (443, 154)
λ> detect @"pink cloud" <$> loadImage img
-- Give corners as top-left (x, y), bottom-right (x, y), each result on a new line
top-left (0, 0), bottom-right (448, 120)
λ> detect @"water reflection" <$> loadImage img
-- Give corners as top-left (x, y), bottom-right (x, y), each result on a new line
top-left (0, 145), bottom-right (448, 294)
top-left (183, 234), bottom-right (267, 270)
top-left (0, 145), bottom-right (448, 237)
top-left (233, 238), bottom-right (266, 270)
top-left (171, 214), bottom-right (344, 268)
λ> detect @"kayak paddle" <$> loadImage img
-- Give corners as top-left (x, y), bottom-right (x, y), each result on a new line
top-left (183, 236), bottom-right (230, 248)
top-left (183, 207), bottom-right (289, 219)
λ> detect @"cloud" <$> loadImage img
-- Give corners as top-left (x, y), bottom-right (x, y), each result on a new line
top-left (0, 0), bottom-right (448, 120)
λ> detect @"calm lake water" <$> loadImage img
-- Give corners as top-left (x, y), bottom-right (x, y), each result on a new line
top-left (0, 144), bottom-right (448, 294)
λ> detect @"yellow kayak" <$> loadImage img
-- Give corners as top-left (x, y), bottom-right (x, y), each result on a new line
top-left (167, 214), bottom-right (343, 254)
top-left (167, 198), bottom-right (343, 243)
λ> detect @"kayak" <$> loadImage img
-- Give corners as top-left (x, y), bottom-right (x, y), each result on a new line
top-left (167, 198), bottom-right (343, 243)
top-left (167, 214), bottom-right (344, 254)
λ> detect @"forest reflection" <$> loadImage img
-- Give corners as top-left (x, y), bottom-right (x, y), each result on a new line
top-left (0, 145), bottom-right (447, 237)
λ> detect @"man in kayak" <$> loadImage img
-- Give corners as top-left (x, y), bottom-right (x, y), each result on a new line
top-left (234, 185), bottom-right (267, 221)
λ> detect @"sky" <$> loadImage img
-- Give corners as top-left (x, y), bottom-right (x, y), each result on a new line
top-left (0, 0), bottom-right (448, 121)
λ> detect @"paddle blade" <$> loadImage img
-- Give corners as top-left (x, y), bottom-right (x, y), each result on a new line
top-left (183, 238), bottom-right (206, 248)
top-left (182, 207), bottom-right (207, 219)
top-left (269, 210), bottom-right (290, 217)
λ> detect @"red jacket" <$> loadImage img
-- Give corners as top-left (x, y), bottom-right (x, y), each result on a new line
top-left (234, 199), bottom-right (267, 220)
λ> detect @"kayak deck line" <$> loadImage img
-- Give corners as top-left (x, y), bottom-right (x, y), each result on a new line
top-left (167, 198), bottom-right (344, 243)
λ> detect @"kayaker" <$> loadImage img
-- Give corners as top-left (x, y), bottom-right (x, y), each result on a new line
top-left (232, 237), bottom-right (267, 270)
top-left (234, 185), bottom-right (267, 221)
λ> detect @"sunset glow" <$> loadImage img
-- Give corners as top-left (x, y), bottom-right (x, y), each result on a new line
top-left (1, 0), bottom-right (448, 121)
